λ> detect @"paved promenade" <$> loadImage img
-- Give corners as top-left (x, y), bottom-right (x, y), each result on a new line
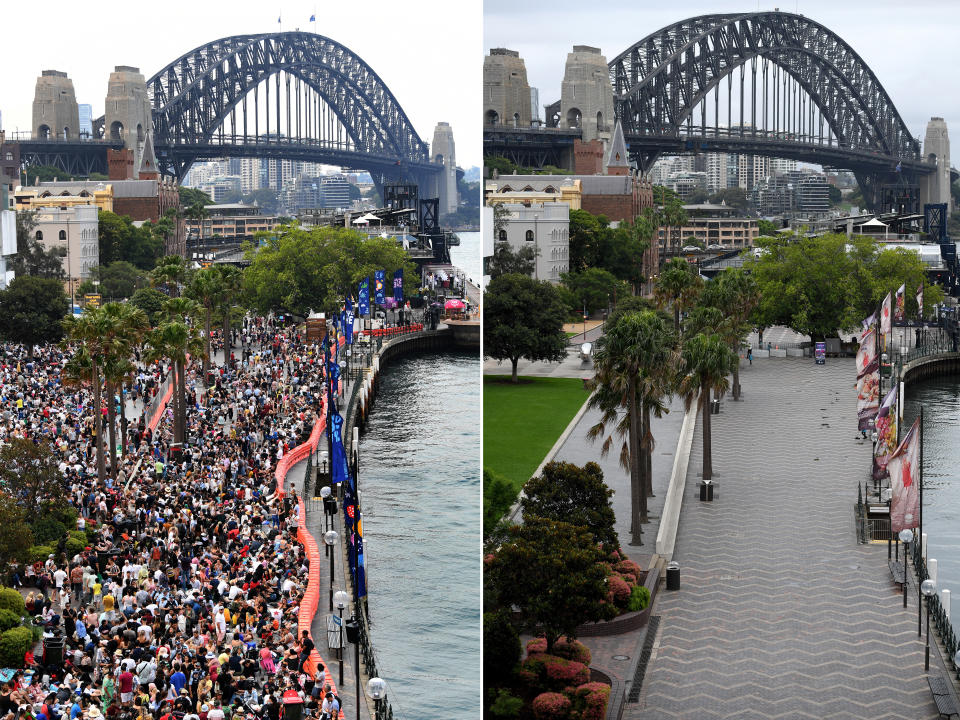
top-left (636, 357), bottom-right (948, 719)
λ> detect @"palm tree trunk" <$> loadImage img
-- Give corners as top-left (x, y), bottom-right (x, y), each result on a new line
top-left (106, 380), bottom-right (117, 480)
top-left (628, 377), bottom-right (646, 543)
top-left (643, 401), bottom-right (655, 498)
top-left (732, 357), bottom-right (741, 401)
top-left (170, 363), bottom-right (182, 444)
top-left (91, 362), bottom-right (106, 486)
top-left (177, 359), bottom-right (187, 444)
top-left (223, 309), bottom-right (231, 352)
top-left (120, 377), bottom-right (128, 459)
top-left (674, 305), bottom-right (680, 335)
top-left (702, 382), bottom-right (713, 480)
top-left (203, 309), bottom-right (212, 383)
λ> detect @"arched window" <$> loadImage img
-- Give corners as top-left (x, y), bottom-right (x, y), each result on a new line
top-left (110, 121), bottom-right (124, 140)
top-left (543, 186), bottom-right (556, 193)
top-left (59, 230), bottom-right (66, 241)
top-left (525, 230), bottom-right (534, 242)
top-left (596, 111), bottom-right (604, 131)
top-left (4, 152), bottom-right (11, 161)
top-left (485, 110), bottom-right (500, 126)
top-left (35, 231), bottom-right (43, 241)
top-left (522, 186), bottom-right (534, 192)
top-left (566, 108), bottom-right (581, 129)
top-left (500, 186), bottom-right (513, 192)
top-left (512, 113), bottom-right (520, 128)
top-left (498, 229), bottom-right (507, 242)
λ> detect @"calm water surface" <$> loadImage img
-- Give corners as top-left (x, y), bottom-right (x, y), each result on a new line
top-left (358, 351), bottom-right (480, 719)
top-left (450, 231), bottom-right (481, 288)
top-left (903, 378), bottom-right (960, 615)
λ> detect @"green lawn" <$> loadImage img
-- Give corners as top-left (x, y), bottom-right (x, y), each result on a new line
top-left (484, 375), bottom-right (590, 497)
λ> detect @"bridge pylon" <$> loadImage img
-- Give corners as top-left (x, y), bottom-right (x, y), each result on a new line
top-left (920, 117), bottom-right (952, 213)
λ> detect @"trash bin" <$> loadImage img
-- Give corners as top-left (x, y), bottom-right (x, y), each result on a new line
top-left (666, 561), bottom-right (680, 591)
top-left (699, 480), bottom-right (714, 502)
top-left (711, 399), bottom-right (720, 414)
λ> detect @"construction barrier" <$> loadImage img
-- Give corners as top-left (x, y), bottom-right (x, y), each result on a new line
top-left (357, 323), bottom-right (424, 338)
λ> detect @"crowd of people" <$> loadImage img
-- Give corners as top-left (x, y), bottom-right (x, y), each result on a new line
top-left (0, 315), bottom-right (345, 720)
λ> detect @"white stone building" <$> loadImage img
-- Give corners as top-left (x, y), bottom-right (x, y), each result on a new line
top-left (495, 201), bottom-right (569, 283)
top-left (31, 205), bottom-right (98, 295)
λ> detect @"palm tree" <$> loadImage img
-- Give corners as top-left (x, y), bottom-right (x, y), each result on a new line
top-left (654, 258), bottom-right (703, 335)
top-left (99, 303), bottom-right (148, 464)
top-left (588, 310), bottom-right (677, 545)
top-left (214, 265), bottom-right (243, 351)
top-left (149, 255), bottom-right (187, 298)
top-left (63, 308), bottom-right (118, 485)
top-left (144, 297), bottom-right (202, 444)
top-left (678, 333), bottom-right (738, 480)
top-left (186, 268), bottom-right (222, 380)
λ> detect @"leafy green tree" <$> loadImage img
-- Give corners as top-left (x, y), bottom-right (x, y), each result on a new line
top-left (0, 438), bottom-right (69, 515)
top-left (521, 461), bottom-right (618, 550)
top-left (0, 496), bottom-right (33, 571)
top-left (178, 187), bottom-right (213, 207)
top-left (24, 165), bottom-right (65, 185)
top-left (678, 333), bottom-right (738, 480)
top-left (186, 267), bottom-right (223, 379)
top-left (243, 225), bottom-right (414, 316)
top-left (654, 257), bottom-right (703, 335)
top-left (488, 242), bottom-right (536, 280)
top-left (484, 274), bottom-right (568, 382)
top-left (0, 276), bottom-right (69, 356)
top-left (83, 261), bottom-right (144, 300)
top-left (97, 211), bottom-right (162, 269)
top-left (589, 311), bottom-right (676, 542)
top-left (568, 209), bottom-right (610, 272)
top-left (561, 268), bottom-right (625, 315)
top-left (827, 184), bottom-right (842, 206)
top-left (486, 517), bottom-right (609, 653)
top-left (483, 469), bottom-right (517, 539)
top-left (709, 187), bottom-right (750, 212)
top-left (129, 287), bottom-right (168, 326)
top-left (757, 219), bottom-right (781, 237)
top-left (483, 611), bottom-right (521, 688)
top-left (10, 211), bottom-right (66, 280)
top-left (214, 264), bottom-right (244, 349)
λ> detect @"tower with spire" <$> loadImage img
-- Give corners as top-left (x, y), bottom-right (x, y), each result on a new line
top-left (605, 120), bottom-right (630, 176)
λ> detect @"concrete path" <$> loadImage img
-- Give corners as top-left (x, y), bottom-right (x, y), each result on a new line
top-left (633, 357), bottom-right (946, 719)
top-left (552, 396), bottom-right (686, 569)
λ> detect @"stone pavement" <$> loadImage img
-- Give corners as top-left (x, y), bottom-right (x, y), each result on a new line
top-left (634, 357), bottom-right (946, 719)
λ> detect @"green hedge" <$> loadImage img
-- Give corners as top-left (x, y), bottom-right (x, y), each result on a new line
top-left (0, 609), bottom-right (20, 633)
top-left (0, 627), bottom-right (33, 667)
top-left (0, 588), bottom-right (25, 617)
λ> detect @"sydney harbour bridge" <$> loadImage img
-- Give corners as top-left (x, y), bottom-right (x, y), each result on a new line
top-left (16, 32), bottom-right (444, 196)
top-left (484, 12), bottom-right (955, 213)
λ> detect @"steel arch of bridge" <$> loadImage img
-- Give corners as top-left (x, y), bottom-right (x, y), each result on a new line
top-left (140, 32), bottom-right (434, 182)
top-left (609, 13), bottom-right (929, 182)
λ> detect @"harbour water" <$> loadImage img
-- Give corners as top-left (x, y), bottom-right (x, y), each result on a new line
top-left (903, 378), bottom-right (960, 616)
top-left (357, 351), bottom-right (480, 719)
top-left (450, 231), bottom-right (482, 288)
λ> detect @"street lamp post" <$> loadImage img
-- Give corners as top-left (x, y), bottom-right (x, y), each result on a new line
top-left (324, 530), bottom-right (338, 611)
top-left (365, 678), bottom-right (387, 720)
top-left (320, 485), bottom-right (332, 538)
top-left (333, 590), bottom-right (348, 685)
top-left (899, 529), bottom-right (912, 608)
top-left (922, 578), bottom-right (936, 671)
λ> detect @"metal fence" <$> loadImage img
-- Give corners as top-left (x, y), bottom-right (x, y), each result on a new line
top-left (911, 539), bottom-right (960, 680)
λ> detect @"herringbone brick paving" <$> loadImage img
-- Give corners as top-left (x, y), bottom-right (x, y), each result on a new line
top-left (635, 357), bottom-right (942, 719)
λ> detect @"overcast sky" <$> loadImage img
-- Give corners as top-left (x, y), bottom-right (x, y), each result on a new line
top-left (484, 0), bottom-right (960, 148)
top-left (2, 0), bottom-right (481, 169)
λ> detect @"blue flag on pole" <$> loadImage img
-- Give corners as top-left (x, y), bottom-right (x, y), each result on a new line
top-left (355, 512), bottom-right (367, 598)
top-left (374, 270), bottom-right (386, 305)
top-left (330, 411), bottom-right (350, 486)
top-left (344, 298), bottom-right (354, 345)
top-left (358, 278), bottom-right (370, 316)
top-left (393, 268), bottom-right (403, 303)
top-left (309, 14), bottom-right (315, 21)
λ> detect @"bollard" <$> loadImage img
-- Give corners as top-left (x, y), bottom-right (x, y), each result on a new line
top-left (922, 532), bottom-right (928, 561)
top-left (944, 589), bottom-right (951, 621)
top-left (930, 558), bottom-right (938, 586)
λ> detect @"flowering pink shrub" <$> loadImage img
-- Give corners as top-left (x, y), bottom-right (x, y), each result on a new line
top-left (544, 656), bottom-right (589, 686)
top-left (570, 682), bottom-right (611, 720)
top-left (532, 692), bottom-right (572, 720)
top-left (526, 638), bottom-right (592, 666)
top-left (607, 574), bottom-right (632, 607)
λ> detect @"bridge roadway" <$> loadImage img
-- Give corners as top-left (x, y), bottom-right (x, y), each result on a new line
top-left (628, 356), bottom-right (951, 718)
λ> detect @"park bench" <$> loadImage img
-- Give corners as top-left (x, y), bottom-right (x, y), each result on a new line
top-left (888, 558), bottom-right (905, 585)
top-left (928, 675), bottom-right (960, 718)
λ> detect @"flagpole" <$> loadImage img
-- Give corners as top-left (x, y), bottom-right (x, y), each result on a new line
top-left (919, 405), bottom-right (924, 637)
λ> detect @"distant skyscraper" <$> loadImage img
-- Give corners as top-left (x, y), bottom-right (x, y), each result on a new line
top-left (78, 104), bottom-right (92, 137)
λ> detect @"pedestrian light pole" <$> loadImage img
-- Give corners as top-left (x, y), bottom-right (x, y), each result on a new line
top-left (324, 530), bottom-right (338, 611)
